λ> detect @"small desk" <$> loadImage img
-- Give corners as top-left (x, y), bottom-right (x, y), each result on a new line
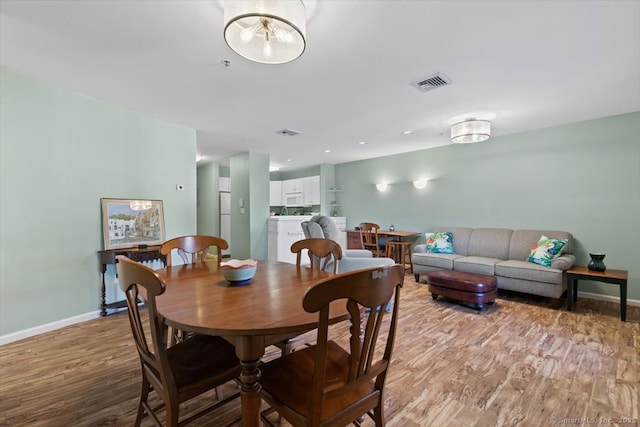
top-left (97, 246), bottom-right (165, 316)
top-left (566, 266), bottom-right (629, 321)
top-left (346, 229), bottom-right (420, 249)
top-left (154, 260), bottom-right (346, 427)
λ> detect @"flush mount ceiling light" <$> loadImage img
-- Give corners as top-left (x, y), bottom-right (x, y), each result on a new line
top-left (376, 183), bottom-right (389, 192)
top-left (223, 0), bottom-right (306, 65)
top-left (269, 164), bottom-right (280, 171)
top-left (450, 119), bottom-right (491, 144)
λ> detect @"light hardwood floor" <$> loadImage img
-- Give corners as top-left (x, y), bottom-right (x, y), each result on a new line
top-left (1, 275), bottom-right (638, 426)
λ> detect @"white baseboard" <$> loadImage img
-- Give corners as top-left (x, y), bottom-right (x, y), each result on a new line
top-left (577, 290), bottom-right (640, 307)
top-left (1, 292), bottom-right (638, 346)
top-left (0, 310), bottom-right (102, 346)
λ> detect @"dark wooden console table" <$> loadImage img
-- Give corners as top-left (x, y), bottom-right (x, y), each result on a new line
top-left (98, 246), bottom-right (165, 316)
top-left (566, 266), bottom-right (629, 321)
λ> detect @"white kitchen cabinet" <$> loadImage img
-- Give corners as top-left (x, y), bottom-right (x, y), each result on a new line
top-left (267, 216), bottom-right (311, 264)
top-left (303, 175), bottom-right (320, 205)
top-left (269, 181), bottom-right (283, 205)
top-left (282, 178), bottom-right (303, 194)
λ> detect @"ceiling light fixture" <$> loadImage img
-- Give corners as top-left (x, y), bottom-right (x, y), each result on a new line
top-left (450, 119), bottom-right (491, 144)
top-left (358, 141), bottom-right (368, 145)
top-left (402, 130), bottom-right (414, 135)
top-left (223, 0), bottom-right (306, 65)
top-left (269, 164), bottom-right (280, 172)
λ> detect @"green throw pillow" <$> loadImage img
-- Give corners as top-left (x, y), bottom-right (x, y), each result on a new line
top-left (527, 235), bottom-right (567, 267)
top-left (426, 231), bottom-right (454, 254)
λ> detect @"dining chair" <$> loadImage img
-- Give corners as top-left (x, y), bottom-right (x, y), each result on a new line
top-left (116, 255), bottom-right (241, 427)
top-left (276, 238), bottom-right (343, 356)
top-left (160, 235), bottom-right (229, 267)
top-left (160, 235), bottom-right (229, 344)
top-left (359, 222), bottom-right (384, 257)
top-left (260, 263), bottom-right (405, 427)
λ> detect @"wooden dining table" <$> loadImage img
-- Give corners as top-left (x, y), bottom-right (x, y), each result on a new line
top-left (154, 259), bottom-right (348, 427)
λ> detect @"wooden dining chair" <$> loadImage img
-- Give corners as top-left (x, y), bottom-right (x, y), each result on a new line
top-left (276, 238), bottom-right (343, 356)
top-left (160, 235), bottom-right (229, 344)
top-left (260, 264), bottom-right (405, 427)
top-left (116, 255), bottom-right (241, 427)
top-left (359, 222), bottom-right (384, 257)
top-left (160, 235), bottom-right (228, 267)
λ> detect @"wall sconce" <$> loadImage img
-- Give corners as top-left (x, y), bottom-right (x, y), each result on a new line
top-left (376, 183), bottom-right (389, 192)
top-left (412, 178), bottom-right (428, 189)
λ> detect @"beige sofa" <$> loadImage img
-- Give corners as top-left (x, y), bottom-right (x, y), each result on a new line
top-left (412, 227), bottom-right (576, 299)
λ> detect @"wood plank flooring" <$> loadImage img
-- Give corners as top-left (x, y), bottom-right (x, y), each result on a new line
top-left (1, 274), bottom-right (638, 426)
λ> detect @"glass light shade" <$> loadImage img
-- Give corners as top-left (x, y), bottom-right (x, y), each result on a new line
top-left (223, 0), bottom-right (306, 65)
top-left (376, 183), bottom-right (388, 192)
top-left (450, 120), bottom-right (491, 144)
top-left (130, 200), bottom-right (152, 211)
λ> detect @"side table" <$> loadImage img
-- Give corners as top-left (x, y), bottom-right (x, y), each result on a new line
top-left (98, 246), bottom-right (165, 316)
top-left (566, 266), bottom-right (629, 321)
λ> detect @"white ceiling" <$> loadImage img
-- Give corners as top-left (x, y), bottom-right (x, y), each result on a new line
top-left (1, 0), bottom-right (639, 171)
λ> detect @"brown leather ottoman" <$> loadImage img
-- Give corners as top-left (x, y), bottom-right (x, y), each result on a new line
top-left (427, 270), bottom-right (497, 309)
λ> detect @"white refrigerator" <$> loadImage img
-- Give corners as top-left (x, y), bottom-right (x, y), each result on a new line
top-left (219, 191), bottom-right (231, 256)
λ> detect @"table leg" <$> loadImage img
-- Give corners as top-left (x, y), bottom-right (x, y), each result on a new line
top-left (234, 336), bottom-right (266, 427)
top-left (567, 277), bottom-right (575, 311)
top-left (620, 280), bottom-right (627, 322)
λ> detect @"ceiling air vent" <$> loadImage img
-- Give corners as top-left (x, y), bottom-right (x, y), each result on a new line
top-left (276, 128), bottom-right (301, 136)
top-left (411, 73), bottom-right (452, 92)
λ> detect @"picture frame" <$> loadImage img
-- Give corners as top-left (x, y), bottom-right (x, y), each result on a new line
top-left (101, 198), bottom-right (165, 250)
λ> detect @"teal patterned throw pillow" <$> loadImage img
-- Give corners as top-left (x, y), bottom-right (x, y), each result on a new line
top-left (426, 231), bottom-right (455, 254)
top-left (527, 235), bottom-right (567, 267)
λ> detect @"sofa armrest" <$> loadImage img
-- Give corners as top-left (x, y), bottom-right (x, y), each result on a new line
top-left (344, 249), bottom-right (373, 258)
top-left (552, 254), bottom-right (576, 271)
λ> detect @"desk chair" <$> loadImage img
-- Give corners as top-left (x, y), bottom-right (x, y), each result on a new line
top-left (359, 222), bottom-right (384, 257)
top-left (260, 264), bottom-right (405, 427)
top-left (116, 256), bottom-right (240, 427)
top-left (276, 238), bottom-right (343, 356)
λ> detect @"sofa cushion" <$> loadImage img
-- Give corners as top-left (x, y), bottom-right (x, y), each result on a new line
top-left (302, 221), bottom-right (324, 239)
top-left (434, 227), bottom-right (473, 256)
top-left (453, 256), bottom-right (502, 275)
top-left (466, 228), bottom-right (513, 260)
top-left (509, 230), bottom-right (573, 260)
top-left (310, 215), bottom-right (340, 241)
top-left (425, 232), bottom-right (454, 254)
top-left (412, 252), bottom-right (463, 270)
top-left (527, 235), bottom-right (568, 267)
top-left (496, 260), bottom-right (564, 285)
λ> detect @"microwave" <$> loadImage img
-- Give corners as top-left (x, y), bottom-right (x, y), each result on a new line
top-left (285, 192), bottom-right (304, 206)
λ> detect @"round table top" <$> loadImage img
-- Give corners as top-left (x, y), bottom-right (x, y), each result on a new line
top-left (154, 260), bottom-right (347, 337)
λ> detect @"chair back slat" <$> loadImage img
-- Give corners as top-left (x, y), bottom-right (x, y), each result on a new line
top-left (160, 235), bottom-right (228, 267)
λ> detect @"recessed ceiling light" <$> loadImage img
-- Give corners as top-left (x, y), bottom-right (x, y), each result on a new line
top-left (358, 141), bottom-right (368, 145)
top-left (324, 149), bottom-right (332, 153)
top-left (286, 158), bottom-right (293, 162)
top-left (402, 130), bottom-right (414, 135)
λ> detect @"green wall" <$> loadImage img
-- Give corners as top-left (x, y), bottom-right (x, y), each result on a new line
top-left (197, 163), bottom-right (220, 236)
top-left (337, 112), bottom-right (640, 300)
top-left (0, 70), bottom-right (197, 337)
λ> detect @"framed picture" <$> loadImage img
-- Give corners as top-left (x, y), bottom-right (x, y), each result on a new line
top-left (101, 198), bottom-right (165, 250)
